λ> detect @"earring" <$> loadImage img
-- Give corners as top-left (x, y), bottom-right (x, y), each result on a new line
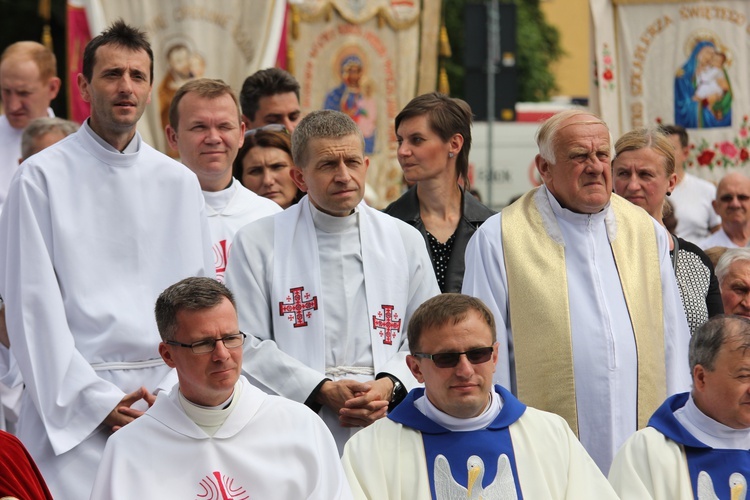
top-left (666, 191), bottom-right (672, 197)
top-left (448, 152), bottom-right (454, 158)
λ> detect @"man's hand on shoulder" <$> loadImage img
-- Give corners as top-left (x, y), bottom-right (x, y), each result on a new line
top-left (103, 386), bottom-right (156, 432)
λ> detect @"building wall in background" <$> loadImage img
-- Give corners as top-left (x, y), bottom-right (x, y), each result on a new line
top-left (541, 0), bottom-right (590, 99)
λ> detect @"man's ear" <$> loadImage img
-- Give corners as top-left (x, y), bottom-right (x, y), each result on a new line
top-left (77, 73), bottom-right (91, 103)
top-left (290, 166), bottom-right (308, 192)
top-left (158, 342), bottom-right (176, 368)
top-left (406, 354), bottom-right (425, 384)
top-left (165, 125), bottom-right (179, 152)
top-left (47, 76), bottom-right (61, 100)
top-left (535, 153), bottom-right (552, 184)
top-left (693, 364), bottom-right (706, 391)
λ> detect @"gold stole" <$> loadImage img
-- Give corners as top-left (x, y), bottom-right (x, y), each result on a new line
top-left (502, 187), bottom-right (666, 436)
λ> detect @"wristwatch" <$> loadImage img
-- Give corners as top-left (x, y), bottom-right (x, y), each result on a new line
top-left (381, 374), bottom-right (407, 412)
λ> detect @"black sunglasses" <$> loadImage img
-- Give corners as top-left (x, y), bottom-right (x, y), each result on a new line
top-left (413, 346), bottom-right (494, 368)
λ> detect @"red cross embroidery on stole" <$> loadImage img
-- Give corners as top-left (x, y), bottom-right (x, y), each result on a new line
top-left (196, 470), bottom-right (248, 499)
top-left (373, 305), bottom-right (401, 345)
top-left (213, 239), bottom-right (229, 283)
top-left (279, 286), bottom-right (318, 327)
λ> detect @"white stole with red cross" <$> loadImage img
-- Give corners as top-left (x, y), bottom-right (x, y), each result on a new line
top-left (271, 196), bottom-right (408, 375)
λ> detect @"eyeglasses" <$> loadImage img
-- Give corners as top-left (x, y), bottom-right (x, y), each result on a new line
top-left (413, 346), bottom-right (494, 368)
top-left (719, 194), bottom-right (750, 203)
top-left (165, 332), bottom-right (247, 354)
top-left (245, 124), bottom-right (289, 138)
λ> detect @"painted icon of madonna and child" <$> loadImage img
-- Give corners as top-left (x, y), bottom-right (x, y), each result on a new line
top-left (675, 37), bottom-right (732, 129)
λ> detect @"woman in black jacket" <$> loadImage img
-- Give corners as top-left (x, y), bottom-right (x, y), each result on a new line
top-left (384, 92), bottom-right (495, 293)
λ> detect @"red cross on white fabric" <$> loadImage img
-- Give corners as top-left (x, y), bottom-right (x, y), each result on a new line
top-left (373, 304), bottom-right (401, 345)
top-left (279, 286), bottom-right (318, 328)
top-left (196, 470), bottom-right (247, 499)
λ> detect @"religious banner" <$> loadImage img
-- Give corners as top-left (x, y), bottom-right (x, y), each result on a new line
top-left (67, 0), bottom-right (285, 152)
top-left (591, 0), bottom-right (750, 180)
top-left (287, 0), bottom-right (439, 207)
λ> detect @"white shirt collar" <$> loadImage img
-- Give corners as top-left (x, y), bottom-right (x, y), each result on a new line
top-left (414, 389), bottom-right (503, 432)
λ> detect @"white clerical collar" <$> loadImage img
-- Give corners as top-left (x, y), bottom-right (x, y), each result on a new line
top-left (309, 200), bottom-right (360, 234)
top-left (544, 184), bottom-right (610, 226)
top-left (414, 390), bottom-right (503, 432)
top-left (203, 178), bottom-right (238, 215)
top-left (83, 119), bottom-right (139, 154)
top-left (178, 380), bottom-right (241, 436)
top-left (673, 393), bottom-right (750, 450)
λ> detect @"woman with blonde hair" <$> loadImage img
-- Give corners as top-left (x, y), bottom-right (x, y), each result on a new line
top-left (613, 127), bottom-right (722, 333)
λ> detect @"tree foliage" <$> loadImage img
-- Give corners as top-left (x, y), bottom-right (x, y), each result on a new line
top-left (442, 0), bottom-right (564, 102)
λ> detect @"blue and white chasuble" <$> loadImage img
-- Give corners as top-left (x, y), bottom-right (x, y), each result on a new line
top-left (389, 385), bottom-right (526, 500)
top-left (650, 393), bottom-right (750, 499)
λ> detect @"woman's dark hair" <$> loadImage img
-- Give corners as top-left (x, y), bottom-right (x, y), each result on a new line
top-left (395, 92), bottom-right (473, 188)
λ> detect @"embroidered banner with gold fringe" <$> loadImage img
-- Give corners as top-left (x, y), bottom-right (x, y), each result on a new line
top-left (287, 0), bottom-right (440, 207)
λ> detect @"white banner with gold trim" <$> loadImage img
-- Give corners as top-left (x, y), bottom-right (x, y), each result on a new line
top-left (592, 0), bottom-right (750, 179)
top-left (71, 0), bottom-right (285, 153)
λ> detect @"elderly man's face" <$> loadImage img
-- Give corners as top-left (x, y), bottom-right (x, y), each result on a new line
top-left (713, 174), bottom-right (750, 227)
top-left (158, 297), bottom-right (242, 407)
top-left (721, 261), bottom-right (750, 318)
top-left (536, 114), bottom-right (612, 214)
top-left (291, 133), bottom-right (368, 217)
top-left (693, 333), bottom-right (750, 429)
top-left (406, 310), bottom-right (498, 419)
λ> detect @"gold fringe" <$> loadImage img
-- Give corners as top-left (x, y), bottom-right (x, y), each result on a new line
top-left (291, 5), bottom-right (300, 40)
top-left (295, 3), bottom-right (418, 30)
top-left (38, 0), bottom-right (50, 19)
top-left (439, 23), bottom-right (451, 58)
top-left (41, 25), bottom-right (53, 51)
top-left (287, 46), bottom-right (295, 76)
top-left (438, 65), bottom-right (450, 95)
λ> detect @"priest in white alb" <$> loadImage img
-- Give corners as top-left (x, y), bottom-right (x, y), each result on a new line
top-left (462, 109), bottom-right (691, 473)
top-left (343, 293), bottom-right (618, 499)
top-left (165, 78), bottom-right (281, 283)
top-left (0, 22), bottom-right (213, 499)
top-left (225, 110), bottom-right (440, 452)
top-left (610, 315), bottom-right (750, 499)
top-left (91, 277), bottom-right (351, 499)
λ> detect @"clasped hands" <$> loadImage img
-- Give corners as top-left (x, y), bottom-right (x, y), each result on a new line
top-left (316, 377), bottom-right (394, 428)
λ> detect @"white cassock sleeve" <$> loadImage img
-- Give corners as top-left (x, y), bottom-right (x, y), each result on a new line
top-left (225, 218), bottom-right (327, 402)
top-left (0, 173), bottom-right (125, 455)
top-left (461, 214), bottom-right (513, 389)
top-left (608, 427), bottom-right (692, 500)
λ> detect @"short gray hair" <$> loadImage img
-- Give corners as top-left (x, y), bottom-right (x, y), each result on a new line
top-left (689, 315), bottom-right (750, 371)
top-left (535, 109), bottom-right (612, 165)
top-left (21, 117), bottom-right (79, 160)
top-left (154, 277), bottom-right (235, 341)
top-left (715, 248), bottom-right (750, 285)
top-left (291, 110), bottom-right (363, 168)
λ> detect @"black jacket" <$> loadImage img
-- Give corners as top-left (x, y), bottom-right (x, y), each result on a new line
top-left (384, 186), bottom-right (496, 293)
